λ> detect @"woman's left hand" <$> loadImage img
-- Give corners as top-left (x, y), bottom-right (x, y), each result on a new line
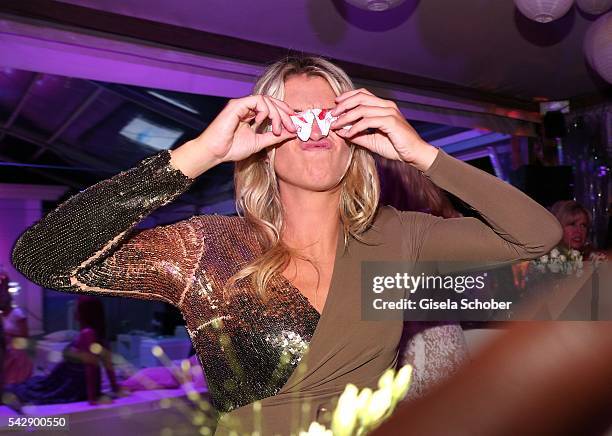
top-left (330, 88), bottom-right (438, 171)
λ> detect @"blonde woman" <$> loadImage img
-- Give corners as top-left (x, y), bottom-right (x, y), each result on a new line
top-left (11, 56), bottom-right (561, 435)
top-left (551, 199), bottom-right (607, 264)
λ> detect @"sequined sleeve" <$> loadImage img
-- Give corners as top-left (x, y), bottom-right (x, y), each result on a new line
top-left (11, 150), bottom-right (198, 307)
top-left (397, 322), bottom-right (470, 401)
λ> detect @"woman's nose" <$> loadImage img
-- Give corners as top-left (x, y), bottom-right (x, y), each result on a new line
top-left (309, 117), bottom-right (324, 141)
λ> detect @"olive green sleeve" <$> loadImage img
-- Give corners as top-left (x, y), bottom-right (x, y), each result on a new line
top-left (398, 149), bottom-right (562, 266)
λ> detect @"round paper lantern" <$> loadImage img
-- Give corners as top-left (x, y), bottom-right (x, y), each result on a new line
top-left (576, 0), bottom-right (612, 15)
top-left (514, 0), bottom-right (575, 23)
top-left (584, 11), bottom-right (612, 83)
top-left (344, 0), bottom-right (406, 11)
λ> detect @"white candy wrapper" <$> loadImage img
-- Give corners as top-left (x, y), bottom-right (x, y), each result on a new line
top-left (289, 108), bottom-right (352, 141)
top-left (311, 108), bottom-right (335, 136)
top-left (290, 110), bottom-right (315, 141)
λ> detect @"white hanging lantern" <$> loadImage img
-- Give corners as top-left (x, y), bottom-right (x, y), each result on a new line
top-left (514, 0), bottom-right (575, 23)
top-left (584, 11), bottom-right (612, 83)
top-left (576, 0), bottom-right (612, 15)
top-left (344, 0), bottom-right (406, 11)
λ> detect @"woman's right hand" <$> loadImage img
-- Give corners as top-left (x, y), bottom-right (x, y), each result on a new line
top-left (203, 95), bottom-right (297, 162)
top-left (170, 95), bottom-right (296, 178)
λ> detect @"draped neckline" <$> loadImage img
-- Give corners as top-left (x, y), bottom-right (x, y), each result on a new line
top-left (274, 223), bottom-right (346, 394)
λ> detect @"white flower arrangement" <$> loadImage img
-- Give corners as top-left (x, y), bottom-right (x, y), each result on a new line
top-left (300, 365), bottom-right (413, 436)
top-left (530, 247), bottom-right (583, 276)
top-left (588, 251), bottom-right (608, 267)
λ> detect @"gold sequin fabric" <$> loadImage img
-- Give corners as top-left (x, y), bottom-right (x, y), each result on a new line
top-left (11, 150), bottom-right (320, 414)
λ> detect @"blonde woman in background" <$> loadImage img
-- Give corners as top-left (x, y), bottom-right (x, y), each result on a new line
top-left (550, 200), bottom-right (608, 262)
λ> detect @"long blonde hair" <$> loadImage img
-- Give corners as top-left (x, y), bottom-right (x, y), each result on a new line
top-left (550, 200), bottom-right (592, 229)
top-left (224, 55), bottom-right (380, 299)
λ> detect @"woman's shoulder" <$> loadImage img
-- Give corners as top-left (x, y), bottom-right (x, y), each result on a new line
top-left (188, 214), bottom-right (259, 255)
top-left (369, 206), bottom-right (445, 259)
top-left (162, 213), bottom-right (247, 236)
top-left (186, 213), bottom-right (244, 225)
top-left (377, 205), bottom-right (442, 229)
top-left (189, 214), bottom-right (249, 235)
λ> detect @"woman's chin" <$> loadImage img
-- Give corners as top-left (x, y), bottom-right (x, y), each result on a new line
top-left (278, 170), bottom-right (344, 192)
top-left (293, 177), bottom-right (343, 192)
top-left (306, 179), bottom-right (343, 192)
top-left (568, 241), bottom-right (584, 251)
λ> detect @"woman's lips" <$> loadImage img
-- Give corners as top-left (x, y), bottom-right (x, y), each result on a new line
top-left (300, 139), bottom-right (332, 151)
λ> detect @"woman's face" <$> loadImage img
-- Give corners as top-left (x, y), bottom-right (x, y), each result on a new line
top-left (271, 74), bottom-right (351, 193)
top-left (562, 212), bottom-right (588, 250)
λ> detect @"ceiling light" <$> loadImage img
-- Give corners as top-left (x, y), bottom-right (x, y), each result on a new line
top-left (120, 116), bottom-right (183, 150)
top-left (344, 0), bottom-right (406, 12)
top-left (576, 0), bottom-right (612, 15)
top-left (514, 0), bottom-right (574, 23)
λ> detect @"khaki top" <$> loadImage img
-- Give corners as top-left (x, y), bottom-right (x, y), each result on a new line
top-left (11, 148), bottom-right (561, 435)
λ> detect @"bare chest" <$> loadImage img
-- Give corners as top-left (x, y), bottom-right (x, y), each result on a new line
top-left (281, 259), bottom-right (335, 315)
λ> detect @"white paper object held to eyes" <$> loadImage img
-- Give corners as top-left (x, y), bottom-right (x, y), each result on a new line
top-left (290, 110), bottom-right (315, 141)
top-left (287, 108), bottom-right (352, 141)
top-left (311, 108), bottom-right (334, 136)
